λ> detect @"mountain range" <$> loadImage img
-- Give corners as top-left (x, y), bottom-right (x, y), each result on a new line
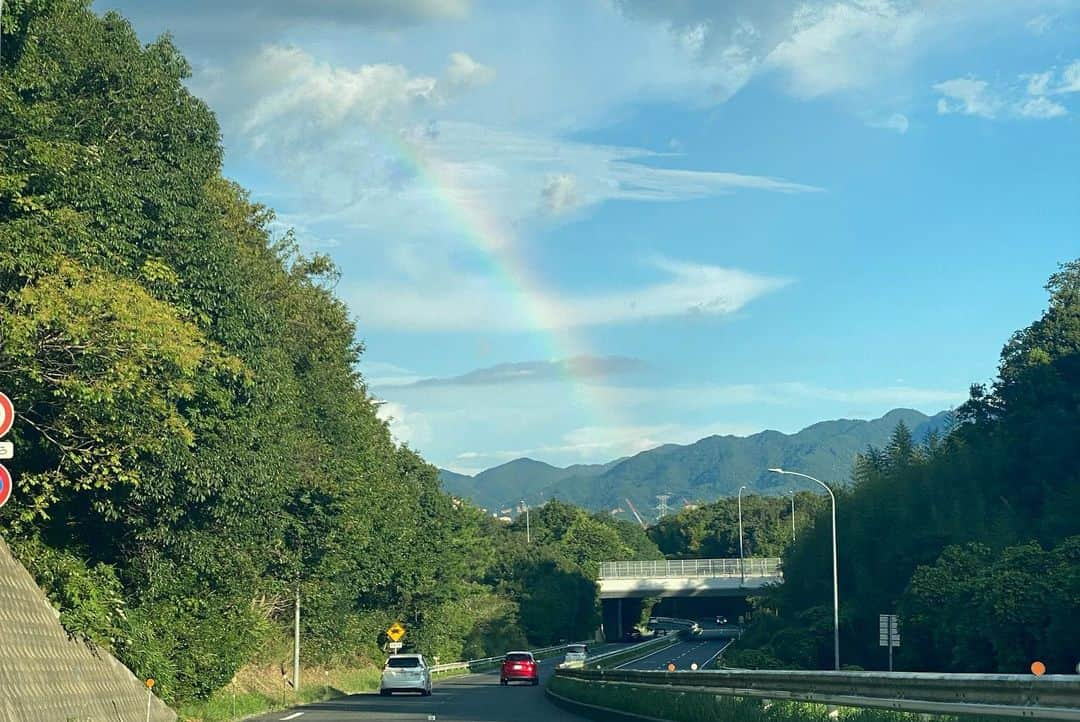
top-left (439, 408), bottom-right (951, 520)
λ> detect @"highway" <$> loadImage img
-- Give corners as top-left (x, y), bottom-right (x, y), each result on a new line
top-left (615, 637), bottom-right (732, 671)
top-left (251, 658), bottom-right (588, 722)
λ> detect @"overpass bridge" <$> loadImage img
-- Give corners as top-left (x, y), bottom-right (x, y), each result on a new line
top-left (598, 558), bottom-right (782, 640)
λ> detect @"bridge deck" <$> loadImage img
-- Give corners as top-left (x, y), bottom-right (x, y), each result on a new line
top-left (598, 558), bottom-right (783, 599)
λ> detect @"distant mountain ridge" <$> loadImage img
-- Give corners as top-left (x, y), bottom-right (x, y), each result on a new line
top-left (439, 408), bottom-right (951, 518)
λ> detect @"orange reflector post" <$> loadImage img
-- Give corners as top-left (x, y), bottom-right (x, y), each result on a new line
top-left (1031, 661), bottom-right (1046, 676)
top-left (667, 662), bottom-right (676, 672)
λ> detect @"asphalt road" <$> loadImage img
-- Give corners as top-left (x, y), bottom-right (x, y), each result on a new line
top-left (615, 638), bottom-right (732, 671)
top-left (250, 658), bottom-right (589, 722)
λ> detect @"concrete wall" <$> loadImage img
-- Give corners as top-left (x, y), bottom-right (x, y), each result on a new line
top-left (0, 535), bottom-right (176, 722)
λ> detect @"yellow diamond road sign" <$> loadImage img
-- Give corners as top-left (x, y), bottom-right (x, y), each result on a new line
top-left (387, 622), bottom-right (406, 642)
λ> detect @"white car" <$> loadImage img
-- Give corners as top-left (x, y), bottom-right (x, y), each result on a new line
top-left (563, 644), bottom-right (588, 664)
top-left (379, 654), bottom-right (432, 696)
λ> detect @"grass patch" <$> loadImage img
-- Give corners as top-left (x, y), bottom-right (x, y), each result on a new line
top-left (178, 664), bottom-right (382, 722)
top-left (548, 676), bottom-right (1015, 722)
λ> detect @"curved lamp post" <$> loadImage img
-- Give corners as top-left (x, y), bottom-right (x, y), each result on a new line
top-left (768, 468), bottom-right (839, 671)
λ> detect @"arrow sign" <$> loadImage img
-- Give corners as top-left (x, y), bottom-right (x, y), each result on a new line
top-left (0, 464), bottom-right (11, 509)
top-left (0, 393), bottom-right (12, 438)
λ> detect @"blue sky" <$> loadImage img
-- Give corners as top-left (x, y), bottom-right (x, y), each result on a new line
top-left (97, 0), bottom-right (1080, 473)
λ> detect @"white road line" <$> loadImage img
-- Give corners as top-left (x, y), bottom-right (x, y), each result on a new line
top-left (700, 639), bottom-right (735, 670)
top-left (615, 643), bottom-right (688, 670)
top-left (280, 713), bottom-right (304, 720)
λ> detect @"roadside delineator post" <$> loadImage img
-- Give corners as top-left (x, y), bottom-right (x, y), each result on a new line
top-left (145, 679), bottom-right (155, 722)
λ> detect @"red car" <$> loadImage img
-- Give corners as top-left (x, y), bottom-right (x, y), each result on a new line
top-left (500, 651), bottom-right (539, 686)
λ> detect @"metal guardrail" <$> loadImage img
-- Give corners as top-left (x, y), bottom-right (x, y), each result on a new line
top-left (647, 616), bottom-right (699, 630)
top-left (429, 642), bottom-right (579, 674)
top-left (554, 666), bottom-right (1080, 720)
top-left (599, 558), bottom-right (782, 579)
top-left (579, 634), bottom-right (683, 669)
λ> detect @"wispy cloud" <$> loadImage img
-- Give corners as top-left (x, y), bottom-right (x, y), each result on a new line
top-left (450, 420), bottom-right (764, 469)
top-left (380, 374), bottom-right (964, 468)
top-left (198, 46), bottom-right (821, 249)
top-left (346, 258), bottom-right (790, 331)
top-left (387, 356), bottom-right (650, 389)
top-left (867, 113), bottom-right (910, 134)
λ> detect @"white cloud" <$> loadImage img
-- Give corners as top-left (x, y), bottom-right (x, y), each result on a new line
top-left (376, 401), bottom-right (432, 447)
top-left (934, 77), bottom-right (1003, 118)
top-left (1025, 14), bottom-right (1055, 35)
top-left (446, 51), bottom-right (495, 89)
top-left (867, 113), bottom-right (909, 133)
top-left (200, 47), bottom-right (821, 248)
top-left (1016, 96), bottom-right (1067, 119)
top-left (541, 174), bottom-right (580, 215)
top-left (202, 45), bottom-right (442, 151)
top-left (934, 61), bottom-right (1080, 121)
top-left (1024, 70), bottom-right (1054, 96)
top-left (1057, 60), bottom-right (1080, 94)
top-left (397, 356), bottom-right (649, 388)
top-left (362, 361), bottom-right (429, 388)
top-left (766, 0), bottom-right (924, 98)
top-left (449, 420), bottom-right (765, 468)
top-left (348, 259), bottom-right (789, 331)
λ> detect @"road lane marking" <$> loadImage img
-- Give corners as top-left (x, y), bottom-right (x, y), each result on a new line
top-left (280, 713), bottom-right (304, 720)
top-left (615, 643), bottom-right (689, 670)
top-left (701, 639), bottom-right (735, 669)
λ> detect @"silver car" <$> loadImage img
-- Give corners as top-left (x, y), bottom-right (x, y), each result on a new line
top-left (379, 654), bottom-right (432, 696)
top-left (563, 644), bottom-right (588, 664)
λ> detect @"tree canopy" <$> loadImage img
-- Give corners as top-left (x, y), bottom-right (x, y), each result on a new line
top-left (735, 262), bottom-right (1080, 673)
top-left (0, 0), bottom-right (659, 704)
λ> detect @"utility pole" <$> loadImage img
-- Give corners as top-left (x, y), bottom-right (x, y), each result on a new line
top-left (522, 500), bottom-right (530, 544)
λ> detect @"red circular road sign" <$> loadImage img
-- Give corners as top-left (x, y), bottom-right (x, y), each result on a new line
top-left (0, 392), bottom-right (12, 438)
top-left (0, 464), bottom-right (11, 509)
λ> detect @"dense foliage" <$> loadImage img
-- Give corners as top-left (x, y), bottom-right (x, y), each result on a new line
top-left (487, 500), bottom-right (663, 644)
top-left (736, 263), bottom-right (1080, 673)
top-left (649, 493), bottom-right (825, 559)
top-left (0, 1), bottom-right (663, 704)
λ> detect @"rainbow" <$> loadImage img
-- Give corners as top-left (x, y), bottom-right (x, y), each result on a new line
top-left (383, 127), bottom-right (627, 457)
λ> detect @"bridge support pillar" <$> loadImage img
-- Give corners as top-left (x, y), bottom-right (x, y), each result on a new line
top-left (601, 597), bottom-right (642, 642)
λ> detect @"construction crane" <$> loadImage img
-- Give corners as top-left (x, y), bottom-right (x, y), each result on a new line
top-left (624, 498), bottom-right (647, 529)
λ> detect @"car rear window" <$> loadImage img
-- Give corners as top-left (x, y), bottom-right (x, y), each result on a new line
top-left (387, 656), bottom-right (422, 668)
top-left (567, 645), bottom-right (587, 653)
top-left (505, 653), bottom-right (533, 662)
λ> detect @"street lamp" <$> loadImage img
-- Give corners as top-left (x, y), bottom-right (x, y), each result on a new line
top-left (768, 468), bottom-right (840, 671)
top-left (737, 485), bottom-right (748, 584)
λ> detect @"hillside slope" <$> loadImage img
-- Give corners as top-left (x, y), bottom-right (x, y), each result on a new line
top-left (442, 409), bottom-right (950, 516)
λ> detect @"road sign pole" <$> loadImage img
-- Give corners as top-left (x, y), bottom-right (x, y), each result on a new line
top-left (888, 621), bottom-right (893, 672)
top-left (294, 582), bottom-right (300, 693)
